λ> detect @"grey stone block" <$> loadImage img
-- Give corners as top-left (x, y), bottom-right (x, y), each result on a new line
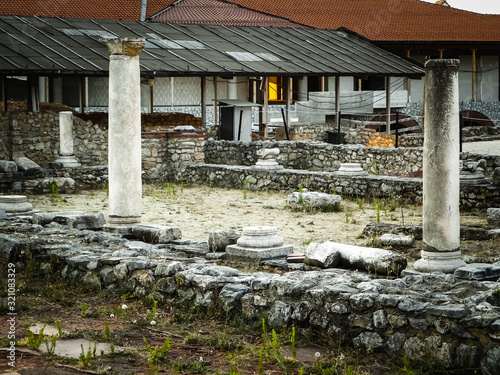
top-left (304, 242), bottom-right (341, 268)
top-left (288, 191), bottom-right (341, 211)
top-left (14, 157), bottom-right (41, 172)
top-left (33, 211), bottom-right (85, 226)
top-left (0, 161), bottom-right (18, 173)
top-left (379, 233), bottom-right (414, 246)
top-left (493, 167), bottom-right (500, 186)
top-left (487, 208), bottom-right (500, 227)
top-left (131, 224), bottom-right (182, 244)
top-left (208, 230), bottom-right (239, 252)
top-left (455, 263), bottom-right (500, 281)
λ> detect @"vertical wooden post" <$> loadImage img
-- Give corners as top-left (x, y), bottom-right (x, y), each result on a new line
top-left (201, 77), bottom-right (206, 126)
top-left (213, 76), bottom-right (218, 127)
top-left (471, 49), bottom-right (477, 102)
top-left (1, 76), bottom-right (6, 112)
top-left (386, 76), bottom-right (391, 134)
top-left (286, 76), bottom-right (292, 132)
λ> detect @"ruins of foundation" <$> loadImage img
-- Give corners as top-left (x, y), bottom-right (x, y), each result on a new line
top-left (2, 54), bottom-right (500, 372)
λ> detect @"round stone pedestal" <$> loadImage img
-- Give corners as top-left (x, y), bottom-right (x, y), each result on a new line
top-left (226, 226), bottom-right (293, 262)
top-left (336, 163), bottom-right (368, 176)
top-left (0, 195), bottom-right (34, 215)
top-left (413, 250), bottom-right (466, 274)
top-left (54, 155), bottom-right (81, 168)
top-left (237, 226), bottom-right (284, 248)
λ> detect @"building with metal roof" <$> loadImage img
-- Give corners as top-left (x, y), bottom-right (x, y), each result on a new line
top-left (0, 15), bottom-right (424, 133)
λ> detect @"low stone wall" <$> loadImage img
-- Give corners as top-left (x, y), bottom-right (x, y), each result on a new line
top-left (1, 220), bottom-right (500, 373)
top-left (203, 140), bottom-right (500, 178)
top-left (173, 163), bottom-right (500, 208)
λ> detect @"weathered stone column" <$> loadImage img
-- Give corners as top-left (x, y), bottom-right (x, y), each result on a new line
top-left (102, 38), bottom-right (145, 225)
top-left (414, 59), bottom-right (466, 273)
top-left (54, 111), bottom-right (81, 167)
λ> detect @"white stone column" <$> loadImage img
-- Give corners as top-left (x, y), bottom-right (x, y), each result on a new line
top-left (414, 59), bottom-right (466, 273)
top-left (102, 38), bottom-right (145, 225)
top-left (54, 111), bottom-right (81, 167)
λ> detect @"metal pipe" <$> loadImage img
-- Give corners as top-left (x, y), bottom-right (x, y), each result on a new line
top-left (140, 0), bottom-right (148, 21)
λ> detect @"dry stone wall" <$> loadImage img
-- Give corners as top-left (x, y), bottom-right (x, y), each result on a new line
top-left (1, 220), bottom-right (500, 373)
top-left (204, 140), bottom-right (500, 178)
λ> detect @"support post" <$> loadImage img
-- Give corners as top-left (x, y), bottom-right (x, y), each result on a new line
top-left (201, 77), bottom-right (206, 126)
top-left (263, 77), bottom-right (269, 138)
top-left (79, 76), bottom-right (86, 113)
top-left (1, 76), bottom-right (6, 112)
top-left (213, 76), bottom-right (218, 127)
top-left (286, 76), bottom-right (292, 133)
top-left (101, 38), bottom-right (145, 225)
top-left (385, 76), bottom-right (391, 134)
top-left (414, 59), bottom-right (466, 273)
top-left (471, 49), bottom-right (477, 102)
top-left (148, 78), bottom-right (154, 114)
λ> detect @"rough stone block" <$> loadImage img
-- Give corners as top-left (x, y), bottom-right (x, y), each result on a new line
top-left (131, 224), bottom-right (182, 244)
top-left (61, 213), bottom-right (107, 230)
top-left (33, 211), bottom-right (85, 226)
top-left (455, 263), bottom-right (500, 281)
top-left (304, 242), bottom-right (341, 268)
top-left (226, 244), bottom-right (293, 262)
top-left (379, 233), bottom-right (414, 246)
top-left (493, 167), bottom-right (500, 186)
top-left (487, 208), bottom-right (500, 227)
top-left (14, 157), bottom-right (41, 172)
top-left (208, 230), bottom-right (239, 252)
top-left (0, 161), bottom-right (18, 173)
top-left (288, 191), bottom-right (341, 211)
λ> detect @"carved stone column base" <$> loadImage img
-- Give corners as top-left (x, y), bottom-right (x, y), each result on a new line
top-left (413, 250), bottom-right (466, 274)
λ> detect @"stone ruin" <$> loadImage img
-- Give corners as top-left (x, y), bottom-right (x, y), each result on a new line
top-left (2, 54), bottom-right (500, 373)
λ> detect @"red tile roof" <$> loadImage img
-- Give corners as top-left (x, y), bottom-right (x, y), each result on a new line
top-left (0, 0), bottom-right (498, 42)
top-left (223, 0), bottom-right (500, 42)
top-left (150, 0), bottom-right (302, 27)
top-left (0, 0), bottom-right (169, 21)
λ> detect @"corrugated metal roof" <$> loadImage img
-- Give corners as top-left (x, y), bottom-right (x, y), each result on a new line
top-left (0, 16), bottom-right (424, 78)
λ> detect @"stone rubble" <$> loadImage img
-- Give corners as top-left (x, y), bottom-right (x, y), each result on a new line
top-left (1, 212), bottom-right (500, 373)
top-left (287, 191), bottom-right (342, 211)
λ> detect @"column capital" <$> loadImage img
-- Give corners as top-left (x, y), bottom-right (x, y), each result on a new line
top-left (100, 38), bottom-right (145, 57)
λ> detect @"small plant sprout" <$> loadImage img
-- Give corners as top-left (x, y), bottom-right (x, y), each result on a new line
top-left (104, 317), bottom-right (111, 341)
top-left (243, 177), bottom-right (250, 199)
top-left (55, 320), bottom-right (63, 337)
top-left (291, 326), bottom-right (297, 361)
top-left (44, 334), bottom-right (58, 356)
top-left (375, 198), bottom-right (381, 223)
top-left (26, 325), bottom-right (45, 349)
top-left (147, 300), bottom-right (158, 321)
top-left (81, 302), bottom-right (88, 317)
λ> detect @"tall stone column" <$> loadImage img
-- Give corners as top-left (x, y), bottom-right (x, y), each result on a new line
top-left (414, 59), bottom-right (466, 273)
top-left (54, 111), bottom-right (81, 168)
top-left (102, 38), bottom-right (145, 225)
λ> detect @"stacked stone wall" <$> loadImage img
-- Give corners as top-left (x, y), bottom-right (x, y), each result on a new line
top-left (1, 227), bottom-right (500, 373)
top-left (203, 140), bottom-right (500, 178)
top-left (175, 163), bottom-right (500, 208)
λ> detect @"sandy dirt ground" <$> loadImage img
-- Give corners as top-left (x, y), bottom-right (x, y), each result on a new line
top-left (26, 183), bottom-right (488, 256)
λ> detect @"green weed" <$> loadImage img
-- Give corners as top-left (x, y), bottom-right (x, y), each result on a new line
top-left (26, 325), bottom-right (45, 349)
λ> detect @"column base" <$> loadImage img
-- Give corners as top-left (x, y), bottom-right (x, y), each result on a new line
top-left (54, 155), bottom-right (81, 168)
top-left (413, 249), bottom-right (466, 274)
